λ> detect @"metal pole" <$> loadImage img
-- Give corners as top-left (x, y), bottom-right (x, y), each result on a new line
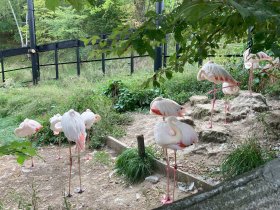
top-left (101, 34), bottom-right (106, 75)
top-left (130, 51), bottom-right (134, 74)
top-left (163, 35), bottom-right (168, 67)
top-left (27, 0), bottom-right (38, 84)
top-left (1, 54), bottom-right (4, 83)
top-left (247, 26), bottom-right (254, 51)
top-left (154, 1), bottom-right (164, 72)
top-left (55, 45), bottom-right (59, 80)
top-left (137, 135), bottom-right (145, 159)
top-left (76, 41), bottom-right (81, 76)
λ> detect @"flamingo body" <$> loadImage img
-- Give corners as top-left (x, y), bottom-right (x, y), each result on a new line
top-left (14, 118), bottom-right (42, 138)
top-left (243, 48), bottom-right (272, 70)
top-left (81, 109), bottom-right (101, 129)
top-left (150, 97), bottom-right (186, 119)
top-left (50, 114), bottom-right (62, 135)
top-left (222, 82), bottom-right (240, 95)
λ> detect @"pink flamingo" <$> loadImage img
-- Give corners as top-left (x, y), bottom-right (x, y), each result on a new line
top-left (150, 97), bottom-right (186, 121)
top-left (61, 109), bottom-right (86, 197)
top-left (222, 82), bottom-right (240, 124)
top-left (14, 118), bottom-right (43, 167)
top-left (197, 61), bottom-right (239, 128)
top-left (243, 48), bottom-right (272, 95)
top-left (81, 109), bottom-right (101, 160)
top-left (154, 116), bottom-right (198, 204)
top-left (50, 114), bottom-right (63, 159)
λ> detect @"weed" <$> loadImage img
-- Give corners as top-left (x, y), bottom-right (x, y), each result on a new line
top-left (94, 150), bottom-right (112, 166)
top-left (115, 147), bottom-right (156, 183)
top-left (221, 138), bottom-right (275, 180)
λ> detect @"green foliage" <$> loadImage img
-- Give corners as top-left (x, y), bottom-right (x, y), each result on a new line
top-left (115, 147), bottom-right (156, 183)
top-left (221, 139), bottom-right (275, 180)
top-left (0, 141), bottom-right (37, 165)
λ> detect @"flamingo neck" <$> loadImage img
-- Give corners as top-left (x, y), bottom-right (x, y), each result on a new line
top-left (166, 117), bottom-right (182, 144)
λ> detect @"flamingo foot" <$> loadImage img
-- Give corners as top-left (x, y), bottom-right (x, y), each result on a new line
top-left (207, 123), bottom-right (213, 129)
top-left (56, 155), bottom-right (62, 160)
top-left (66, 193), bottom-right (72, 198)
top-left (84, 154), bottom-right (92, 161)
top-left (161, 195), bottom-right (172, 204)
top-left (74, 187), bottom-right (85, 194)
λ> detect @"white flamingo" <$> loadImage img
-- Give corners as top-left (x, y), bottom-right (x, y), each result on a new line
top-left (154, 116), bottom-right (198, 204)
top-left (150, 97), bottom-right (186, 121)
top-left (50, 114), bottom-right (63, 159)
top-left (14, 118), bottom-right (43, 167)
top-left (243, 48), bottom-right (272, 95)
top-left (81, 109), bottom-right (101, 160)
top-left (61, 109), bottom-right (86, 197)
top-left (197, 61), bottom-right (239, 128)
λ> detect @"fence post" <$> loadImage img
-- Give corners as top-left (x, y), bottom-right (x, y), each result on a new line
top-left (130, 51), bottom-right (134, 74)
top-left (137, 134), bottom-right (145, 159)
top-left (163, 35), bottom-right (168, 67)
top-left (36, 53), bottom-right (40, 81)
top-left (55, 44), bottom-right (59, 80)
top-left (154, 1), bottom-right (164, 72)
top-left (101, 34), bottom-right (106, 75)
top-left (176, 43), bottom-right (180, 59)
top-left (1, 54), bottom-right (4, 83)
top-left (76, 41), bottom-right (81, 76)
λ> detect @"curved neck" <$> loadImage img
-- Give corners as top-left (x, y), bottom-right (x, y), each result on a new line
top-left (167, 117), bottom-right (182, 144)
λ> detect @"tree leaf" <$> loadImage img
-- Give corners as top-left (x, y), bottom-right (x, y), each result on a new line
top-left (45, 0), bottom-right (60, 11)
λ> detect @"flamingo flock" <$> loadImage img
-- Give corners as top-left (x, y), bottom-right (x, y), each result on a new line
top-left (9, 46), bottom-right (278, 206)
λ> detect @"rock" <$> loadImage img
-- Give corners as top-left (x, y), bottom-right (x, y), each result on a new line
top-left (178, 182), bottom-right (195, 192)
top-left (189, 95), bottom-right (209, 106)
top-left (231, 91), bottom-right (269, 113)
top-left (265, 110), bottom-right (280, 130)
top-left (145, 175), bottom-right (159, 184)
top-left (178, 116), bottom-right (195, 126)
top-left (199, 127), bottom-right (230, 143)
top-left (192, 104), bottom-right (212, 119)
top-left (136, 193), bottom-right (141, 200)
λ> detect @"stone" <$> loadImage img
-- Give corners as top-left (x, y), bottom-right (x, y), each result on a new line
top-left (178, 116), bottom-right (195, 126)
top-left (178, 182), bottom-right (195, 192)
top-left (189, 95), bottom-right (209, 106)
top-left (198, 127), bottom-right (230, 143)
top-left (265, 110), bottom-right (280, 130)
top-left (192, 104), bottom-right (212, 119)
top-left (145, 175), bottom-right (159, 184)
top-left (231, 91), bottom-right (269, 113)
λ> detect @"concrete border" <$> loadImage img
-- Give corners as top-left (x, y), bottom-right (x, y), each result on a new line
top-left (105, 136), bottom-right (214, 191)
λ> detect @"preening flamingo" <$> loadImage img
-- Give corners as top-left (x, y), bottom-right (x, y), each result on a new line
top-left (14, 118), bottom-right (43, 167)
top-left (61, 109), bottom-right (86, 197)
top-left (154, 116), bottom-right (198, 204)
top-left (50, 114), bottom-right (63, 159)
top-left (197, 61), bottom-right (239, 128)
top-left (222, 82), bottom-right (240, 124)
top-left (150, 97), bottom-right (186, 121)
top-left (243, 48), bottom-right (272, 95)
top-left (81, 109), bottom-right (101, 160)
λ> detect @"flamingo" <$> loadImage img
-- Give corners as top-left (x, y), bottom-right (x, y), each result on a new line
top-left (50, 114), bottom-right (63, 159)
top-left (262, 57), bottom-right (280, 82)
top-left (14, 118), bottom-right (43, 167)
top-left (81, 109), bottom-right (101, 160)
top-left (154, 116), bottom-right (198, 204)
top-left (61, 109), bottom-right (86, 197)
top-left (222, 82), bottom-right (240, 124)
top-left (150, 97), bottom-right (186, 121)
top-left (243, 48), bottom-right (272, 95)
top-left (197, 61), bottom-right (239, 128)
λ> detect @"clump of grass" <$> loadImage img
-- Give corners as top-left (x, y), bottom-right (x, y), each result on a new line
top-left (221, 139), bottom-right (275, 180)
top-left (115, 147), bottom-right (156, 183)
top-left (94, 151), bottom-right (112, 166)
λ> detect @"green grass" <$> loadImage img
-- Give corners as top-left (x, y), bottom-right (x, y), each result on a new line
top-left (115, 147), bottom-right (156, 183)
top-left (221, 138), bottom-right (275, 180)
top-left (93, 150), bottom-right (112, 166)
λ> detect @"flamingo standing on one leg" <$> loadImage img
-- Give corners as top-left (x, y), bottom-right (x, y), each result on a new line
top-left (61, 109), bottom-right (86, 197)
top-left (150, 97), bottom-right (186, 121)
top-left (197, 61), bottom-right (239, 128)
top-left (243, 48), bottom-right (272, 95)
top-left (50, 114), bottom-right (63, 159)
top-left (81, 109), bottom-right (101, 160)
top-left (14, 118), bottom-right (43, 167)
top-left (222, 82), bottom-right (240, 124)
top-left (154, 116), bottom-right (198, 204)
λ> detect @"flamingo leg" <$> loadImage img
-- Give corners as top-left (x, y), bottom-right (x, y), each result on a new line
top-left (224, 99), bottom-right (228, 124)
top-left (209, 84), bottom-right (216, 128)
top-left (76, 149), bottom-right (84, 193)
top-left (85, 128), bottom-right (92, 160)
top-left (249, 67), bottom-right (253, 95)
top-left (56, 133), bottom-right (62, 160)
top-left (31, 157), bottom-right (34, 167)
top-left (67, 144), bottom-right (72, 197)
top-left (173, 150), bottom-right (177, 201)
top-left (161, 148), bottom-right (172, 204)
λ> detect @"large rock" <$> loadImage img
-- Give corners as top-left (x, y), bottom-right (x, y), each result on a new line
top-left (189, 95), bottom-right (209, 106)
top-left (178, 116), bottom-right (195, 126)
top-left (265, 110), bottom-right (280, 130)
top-left (192, 104), bottom-right (220, 119)
top-left (231, 91), bottom-right (269, 113)
top-left (198, 126), bottom-right (230, 143)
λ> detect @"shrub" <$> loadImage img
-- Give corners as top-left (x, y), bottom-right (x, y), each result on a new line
top-left (221, 139), bottom-right (275, 180)
top-left (115, 147), bottom-right (156, 183)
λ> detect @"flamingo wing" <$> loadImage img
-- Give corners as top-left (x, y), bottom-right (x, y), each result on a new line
top-left (154, 121), bottom-right (180, 146)
top-left (150, 97), bottom-right (185, 117)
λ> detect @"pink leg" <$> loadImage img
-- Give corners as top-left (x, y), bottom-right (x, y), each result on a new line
top-left (209, 84), bottom-right (216, 128)
top-left (56, 136), bottom-right (62, 160)
top-left (84, 129), bottom-right (92, 160)
top-left (173, 150), bottom-right (177, 201)
top-left (75, 149), bottom-right (84, 193)
top-left (224, 100), bottom-right (228, 124)
top-left (249, 68), bottom-right (253, 95)
top-left (67, 144), bottom-right (72, 197)
top-left (31, 157), bottom-right (34, 167)
top-left (161, 148), bottom-right (172, 204)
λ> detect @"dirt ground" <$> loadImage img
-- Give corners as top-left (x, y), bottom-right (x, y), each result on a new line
top-left (0, 145), bottom-right (198, 210)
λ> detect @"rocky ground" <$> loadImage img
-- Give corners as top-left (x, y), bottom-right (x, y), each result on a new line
top-left (119, 90), bottom-right (280, 185)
